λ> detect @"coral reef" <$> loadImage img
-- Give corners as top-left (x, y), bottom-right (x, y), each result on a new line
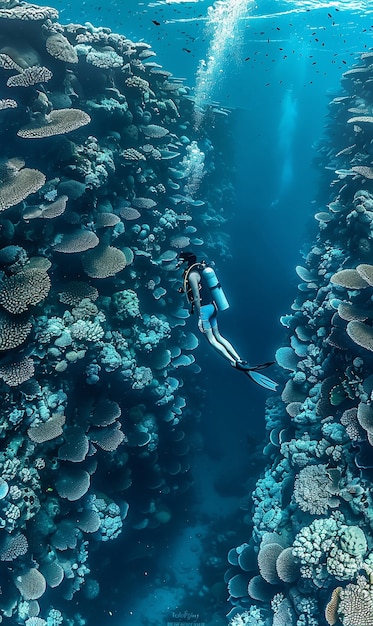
top-left (0, 2), bottom-right (234, 624)
top-left (227, 50), bottom-right (373, 626)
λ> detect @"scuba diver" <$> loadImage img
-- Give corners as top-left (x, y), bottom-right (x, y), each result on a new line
top-left (177, 251), bottom-right (278, 391)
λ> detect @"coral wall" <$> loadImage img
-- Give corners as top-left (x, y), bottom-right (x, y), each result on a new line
top-left (0, 2), bottom-right (234, 624)
top-left (227, 51), bottom-right (373, 626)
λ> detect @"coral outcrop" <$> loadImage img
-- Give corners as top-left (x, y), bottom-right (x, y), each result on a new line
top-left (0, 2), bottom-right (234, 624)
top-left (227, 50), bottom-right (373, 626)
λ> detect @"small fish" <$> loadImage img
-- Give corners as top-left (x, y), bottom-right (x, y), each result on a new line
top-left (152, 20), bottom-right (161, 26)
top-left (182, 48), bottom-right (191, 53)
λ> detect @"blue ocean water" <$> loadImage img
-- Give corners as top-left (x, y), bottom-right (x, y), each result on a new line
top-left (0, 1), bottom-right (372, 626)
top-left (45, 0), bottom-right (373, 445)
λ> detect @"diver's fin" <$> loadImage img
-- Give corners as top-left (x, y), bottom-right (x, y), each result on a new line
top-left (234, 360), bottom-right (251, 371)
top-left (247, 361), bottom-right (275, 371)
top-left (234, 360), bottom-right (275, 372)
top-left (245, 370), bottom-right (278, 391)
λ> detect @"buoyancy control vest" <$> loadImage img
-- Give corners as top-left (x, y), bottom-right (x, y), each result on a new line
top-left (182, 262), bottom-right (230, 312)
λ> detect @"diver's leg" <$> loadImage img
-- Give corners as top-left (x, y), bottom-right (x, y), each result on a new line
top-left (204, 328), bottom-right (237, 364)
top-left (212, 325), bottom-right (241, 361)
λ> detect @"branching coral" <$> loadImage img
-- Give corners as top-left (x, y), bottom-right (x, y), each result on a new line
top-left (293, 514), bottom-right (368, 583)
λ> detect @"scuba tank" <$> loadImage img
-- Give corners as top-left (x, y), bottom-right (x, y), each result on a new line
top-left (202, 266), bottom-right (229, 311)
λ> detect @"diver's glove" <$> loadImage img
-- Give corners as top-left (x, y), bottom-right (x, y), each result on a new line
top-left (197, 318), bottom-right (205, 333)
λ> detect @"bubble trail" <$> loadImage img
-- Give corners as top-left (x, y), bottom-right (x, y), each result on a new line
top-left (193, 0), bottom-right (253, 128)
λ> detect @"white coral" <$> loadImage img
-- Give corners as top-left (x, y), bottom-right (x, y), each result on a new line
top-left (70, 320), bottom-right (104, 342)
top-left (293, 463), bottom-right (336, 514)
top-left (229, 607), bottom-right (267, 625)
top-left (293, 516), bottom-right (367, 582)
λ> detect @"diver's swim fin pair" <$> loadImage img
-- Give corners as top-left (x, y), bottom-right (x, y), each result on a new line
top-left (244, 369), bottom-right (278, 391)
top-left (248, 361), bottom-right (275, 371)
top-left (235, 360), bottom-right (278, 391)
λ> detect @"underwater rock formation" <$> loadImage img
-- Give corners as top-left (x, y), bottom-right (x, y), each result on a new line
top-left (0, 2), bottom-right (234, 624)
top-left (227, 51), bottom-right (373, 626)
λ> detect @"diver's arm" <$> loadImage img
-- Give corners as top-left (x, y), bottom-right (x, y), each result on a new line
top-left (188, 271), bottom-right (201, 316)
